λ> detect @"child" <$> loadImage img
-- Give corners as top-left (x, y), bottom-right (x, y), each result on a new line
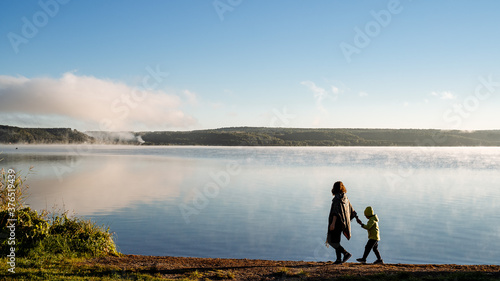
top-left (356, 206), bottom-right (383, 264)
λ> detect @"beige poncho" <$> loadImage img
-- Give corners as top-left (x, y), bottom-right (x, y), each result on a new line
top-left (327, 192), bottom-right (356, 244)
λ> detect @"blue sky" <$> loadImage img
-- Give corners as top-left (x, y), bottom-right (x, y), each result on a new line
top-left (1, 0), bottom-right (500, 131)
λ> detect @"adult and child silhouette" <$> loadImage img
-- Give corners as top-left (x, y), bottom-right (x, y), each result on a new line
top-left (326, 181), bottom-right (384, 265)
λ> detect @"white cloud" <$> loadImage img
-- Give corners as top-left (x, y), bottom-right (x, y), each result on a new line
top-left (0, 73), bottom-right (197, 131)
top-left (359, 91), bottom-right (368, 97)
top-left (431, 91), bottom-right (456, 100)
top-left (301, 81), bottom-right (327, 100)
top-left (183, 90), bottom-right (198, 105)
top-left (301, 80), bottom-right (342, 126)
top-left (300, 80), bottom-right (339, 107)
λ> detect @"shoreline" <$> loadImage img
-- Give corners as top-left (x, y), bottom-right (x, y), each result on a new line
top-left (82, 255), bottom-right (500, 280)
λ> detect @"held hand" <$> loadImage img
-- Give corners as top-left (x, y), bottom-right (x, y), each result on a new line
top-left (355, 217), bottom-right (362, 225)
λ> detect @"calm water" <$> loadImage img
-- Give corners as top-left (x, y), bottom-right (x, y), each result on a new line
top-left (1, 144), bottom-right (499, 265)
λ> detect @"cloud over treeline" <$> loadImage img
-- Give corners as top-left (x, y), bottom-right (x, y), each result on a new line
top-left (0, 72), bottom-right (196, 131)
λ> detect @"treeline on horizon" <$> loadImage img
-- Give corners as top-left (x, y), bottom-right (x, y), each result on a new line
top-left (0, 125), bottom-right (93, 144)
top-left (137, 127), bottom-right (500, 146)
top-left (2, 125), bottom-right (500, 146)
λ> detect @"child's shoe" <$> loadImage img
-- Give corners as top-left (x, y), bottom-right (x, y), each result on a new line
top-left (333, 259), bottom-right (342, 264)
top-left (373, 259), bottom-right (384, 264)
top-left (356, 258), bottom-right (366, 264)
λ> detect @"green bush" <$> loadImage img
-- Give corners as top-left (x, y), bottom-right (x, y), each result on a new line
top-left (0, 167), bottom-right (119, 258)
top-left (0, 207), bottom-right (49, 256)
top-left (1, 207), bottom-right (118, 258)
top-left (0, 167), bottom-right (31, 209)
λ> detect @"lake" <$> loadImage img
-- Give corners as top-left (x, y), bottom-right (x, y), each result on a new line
top-left (1, 144), bottom-right (499, 265)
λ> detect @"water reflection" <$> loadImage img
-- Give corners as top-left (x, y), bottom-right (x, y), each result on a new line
top-left (3, 152), bottom-right (197, 215)
top-left (0, 145), bottom-right (499, 264)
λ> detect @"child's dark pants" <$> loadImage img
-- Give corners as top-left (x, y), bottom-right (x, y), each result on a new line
top-left (362, 239), bottom-right (381, 260)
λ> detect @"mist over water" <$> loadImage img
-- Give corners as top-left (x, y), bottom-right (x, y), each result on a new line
top-left (1, 145), bottom-right (499, 264)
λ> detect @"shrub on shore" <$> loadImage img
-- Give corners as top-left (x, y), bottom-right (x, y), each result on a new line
top-left (0, 167), bottom-right (119, 258)
top-left (0, 207), bottom-right (119, 257)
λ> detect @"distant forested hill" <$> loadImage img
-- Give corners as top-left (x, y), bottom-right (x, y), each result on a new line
top-left (138, 127), bottom-right (500, 146)
top-left (2, 125), bottom-right (500, 146)
top-left (0, 125), bottom-right (94, 144)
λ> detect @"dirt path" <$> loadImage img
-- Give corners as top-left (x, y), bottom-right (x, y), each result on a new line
top-left (84, 255), bottom-right (500, 280)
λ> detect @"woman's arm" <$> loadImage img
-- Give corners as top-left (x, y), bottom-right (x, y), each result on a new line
top-left (349, 201), bottom-right (357, 220)
top-left (329, 215), bottom-right (337, 231)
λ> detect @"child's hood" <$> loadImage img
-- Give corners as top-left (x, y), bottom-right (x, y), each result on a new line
top-left (364, 206), bottom-right (377, 220)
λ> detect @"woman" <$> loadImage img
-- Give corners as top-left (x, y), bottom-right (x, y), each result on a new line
top-left (326, 181), bottom-right (358, 264)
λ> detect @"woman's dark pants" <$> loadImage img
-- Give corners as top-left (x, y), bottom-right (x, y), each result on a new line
top-left (328, 227), bottom-right (347, 261)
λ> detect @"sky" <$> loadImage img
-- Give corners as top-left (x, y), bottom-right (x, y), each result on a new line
top-left (1, 0), bottom-right (500, 132)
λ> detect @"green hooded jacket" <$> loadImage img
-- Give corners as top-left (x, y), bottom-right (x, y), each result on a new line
top-left (362, 206), bottom-right (380, 241)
